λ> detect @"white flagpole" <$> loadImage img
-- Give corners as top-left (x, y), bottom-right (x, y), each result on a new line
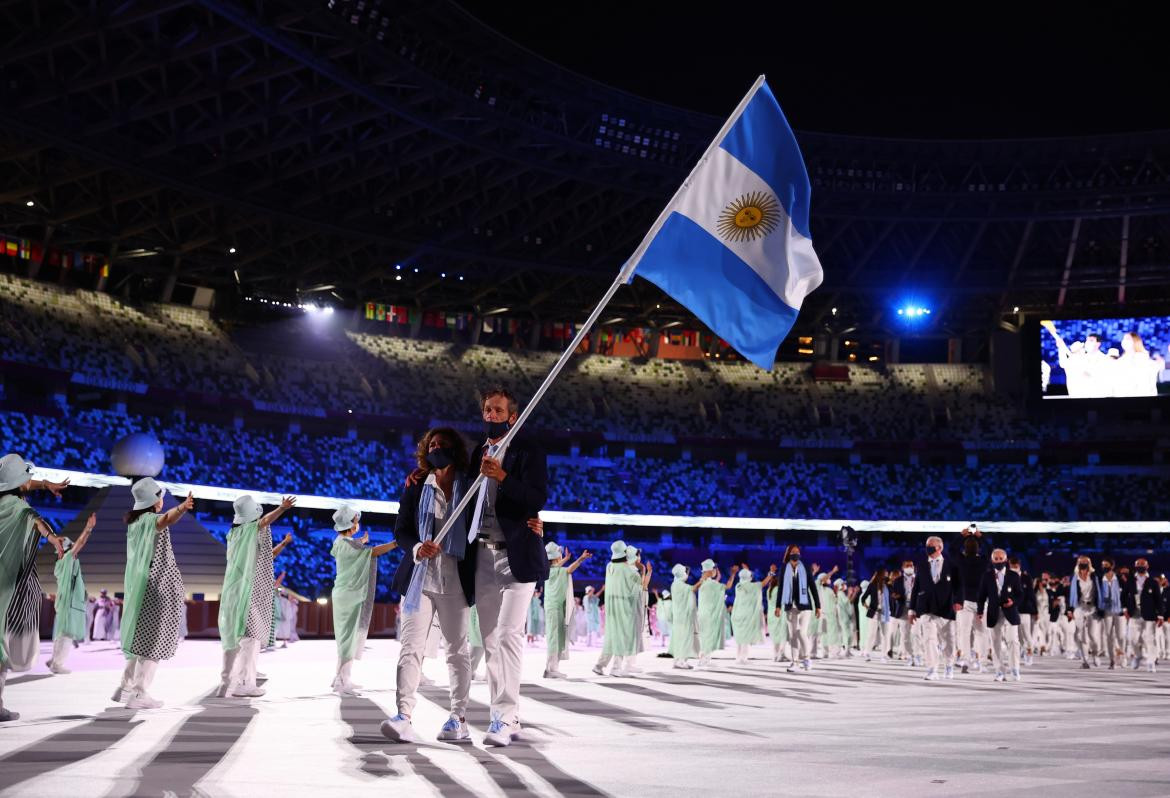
top-left (428, 74), bottom-right (767, 546)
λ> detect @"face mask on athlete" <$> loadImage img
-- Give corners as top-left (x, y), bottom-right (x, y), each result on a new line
top-left (1136, 567), bottom-right (1148, 575)
top-left (993, 561), bottom-right (1006, 570)
top-left (903, 568), bottom-right (914, 576)
top-left (485, 419), bottom-right (512, 439)
top-left (788, 554), bottom-right (800, 563)
top-left (425, 447), bottom-right (456, 470)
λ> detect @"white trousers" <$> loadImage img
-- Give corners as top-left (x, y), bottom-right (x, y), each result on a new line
top-left (1018, 615), bottom-right (1034, 653)
top-left (785, 609), bottom-right (812, 661)
top-left (988, 620), bottom-right (1020, 673)
top-left (396, 589), bottom-right (470, 717)
top-left (895, 617), bottom-right (919, 659)
top-left (476, 547), bottom-right (536, 726)
top-left (49, 637), bottom-right (73, 670)
top-left (918, 614), bottom-right (955, 671)
top-left (1099, 613), bottom-right (1125, 664)
top-left (956, 602), bottom-right (987, 662)
top-left (866, 619), bottom-right (890, 656)
top-left (1033, 614), bottom-right (1050, 652)
top-left (1132, 619), bottom-right (1159, 666)
top-left (1073, 606), bottom-right (1101, 661)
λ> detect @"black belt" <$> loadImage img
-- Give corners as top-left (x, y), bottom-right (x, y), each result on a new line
top-left (477, 536), bottom-right (506, 551)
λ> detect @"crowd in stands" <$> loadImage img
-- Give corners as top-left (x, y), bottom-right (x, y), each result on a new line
top-left (1, 272), bottom-right (1143, 446)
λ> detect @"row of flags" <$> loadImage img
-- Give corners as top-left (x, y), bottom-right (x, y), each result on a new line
top-left (1, 235), bottom-right (111, 278)
top-left (363, 302), bottom-right (705, 347)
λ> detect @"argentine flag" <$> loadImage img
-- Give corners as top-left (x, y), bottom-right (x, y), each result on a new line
top-left (627, 76), bottom-right (823, 371)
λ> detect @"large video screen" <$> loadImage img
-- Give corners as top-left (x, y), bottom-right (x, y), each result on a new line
top-left (1040, 316), bottom-right (1170, 398)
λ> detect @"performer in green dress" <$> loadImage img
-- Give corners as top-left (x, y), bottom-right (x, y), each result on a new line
top-left (731, 568), bottom-right (764, 663)
top-left (593, 541), bottom-right (647, 677)
top-left (697, 560), bottom-right (736, 668)
top-left (330, 505), bottom-right (396, 695)
top-left (47, 513), bottom-right (96, 674)
top-left (543, 543), bottom-right (590, 679)
top-left (216, 494), bottom-right (295, 698)
top-left (1, 453), bottom-right (67, 722)
top-left (763, 565), bottom-right (790, 662)
top-left (668, 563), bottom-right (700, 668)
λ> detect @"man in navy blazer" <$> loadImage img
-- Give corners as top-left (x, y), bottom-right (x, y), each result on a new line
top-left (459, 388), bottom-right (548, 747)
top-left (1123, 557), bottom-right (1164, 672)
top-left (977, 548), bottom-right (1023, 681)
top-left (909, 535), bottom-right (964, 680)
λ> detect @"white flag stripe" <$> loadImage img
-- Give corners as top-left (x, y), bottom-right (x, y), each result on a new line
top-left (669, 147), bottom-right (823, 309)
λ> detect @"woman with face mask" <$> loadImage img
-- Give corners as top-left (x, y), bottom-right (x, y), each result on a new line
top-left (1096, 558), bottom-right (1125, 669)
top-left (1067, 556), bottom-right (1103, 669)
top-left (776, 545), bottom-right (821, 673)
top-left (1032, 574), bottom-right (1051, 657)
top-left (861, 568), bottom-right (892, 662)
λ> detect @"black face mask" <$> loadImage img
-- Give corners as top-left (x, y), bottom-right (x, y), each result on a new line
top-left (788, 554), bottom-right (800, 563)
top-left (1102, 566), bottom-right (1113, 572)
top-left (426, 447), bottom-right (456, 470)
top-left (485, 419), bottom-right (512, 439)
top-left (928, 545), bottom-right (940, 555)
top-left (993, 561), bottom-right (1006, 570)
top-left (1136, 567), bottom-right (1148, 575)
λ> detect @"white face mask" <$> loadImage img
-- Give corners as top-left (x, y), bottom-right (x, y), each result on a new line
top-left (903, 568), bottom-right (914, 576)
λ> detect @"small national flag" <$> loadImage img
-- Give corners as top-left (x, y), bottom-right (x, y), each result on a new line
top-left (375, 304), bottom-right (386, 322)
top-left (3, 239), bottom-right (16, 257)
top-left (365, 302), bottom-right (375, 320)
top-left (626, 77), bottom-right (823, 370)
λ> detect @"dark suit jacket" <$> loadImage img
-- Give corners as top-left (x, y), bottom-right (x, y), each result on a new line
top-left (889, 574), bottom-right (915, 618)
top-left (390, 477), bottom-right (476, 604)
top-left (1016, 571), bottom-right (1038, 614)
top-left (861, 580), bottom-right (890, 619)
top-left (1123, 575), bottom-right (1164, 622)
top-left (912, 557), bottom-right (963, 620)
top-left (458, 436), bottom-right (549, 595)
top-left (976, 569), bottom-right (1022, 627)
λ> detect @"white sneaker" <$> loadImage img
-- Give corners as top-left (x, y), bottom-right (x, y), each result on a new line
top-left (944, 666), bottom-right (954, 680)
top-left (380, 713), bottom-right (417, 743)
top-left (801, 659), bottom-right (812, 671)
top-left (673, 661), bottom-right (694, 670)
top-left (49, 664), bottom-right (72, 675)
top-left (1011, 669), bottom-right (1021, 681)
top-left (923, 668), bottom-right (939, 681)
top-left (542, 669), bottom-right (567, 679)
top-left (436, 715), bottom-right (470, 742)
top-left (591, 665), bottom-right (605, 676)
top-left (994, 671), bottom-right (1006, 682)
top-left (484, 717), bottom-right (521, 747)
top-left (1148, 663), bottom-right (1158, 674)
top-left (126, 692), bottom-right (163, 710)
top-left (233, 684), bottom-right (266, 697)
top-left (0, 707), bottom-right (19, 722)
top-left (332, 681), bottom-right (360, 696)
top-left (111, 686), bottom-right (130, 703)
top-left (626, 664), bottom-right (643, 673)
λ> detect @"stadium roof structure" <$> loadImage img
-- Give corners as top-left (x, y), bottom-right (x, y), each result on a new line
top-left (3, 0), bottom-right (1170, 343)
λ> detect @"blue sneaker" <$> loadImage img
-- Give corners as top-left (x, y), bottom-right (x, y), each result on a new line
top-left (380, 713), bottom-right (417, 743)
top-left (436, 714), bottom-right (469, 742)
top-left (484, 713), bottom-right (520, 747)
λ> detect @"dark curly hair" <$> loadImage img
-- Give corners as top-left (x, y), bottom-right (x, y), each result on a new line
top-left (414, 427), bottom-right (470, 474)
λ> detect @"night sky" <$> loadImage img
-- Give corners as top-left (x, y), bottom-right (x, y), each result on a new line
top-left (456, 2), bottom-right (1167, 138)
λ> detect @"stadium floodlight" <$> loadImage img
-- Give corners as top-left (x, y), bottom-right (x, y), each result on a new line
top-left (323, 306), bottom-right (334, 316)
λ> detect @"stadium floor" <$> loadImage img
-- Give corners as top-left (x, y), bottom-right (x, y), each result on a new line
top-left (1, 638), bottom-right (1167, 797)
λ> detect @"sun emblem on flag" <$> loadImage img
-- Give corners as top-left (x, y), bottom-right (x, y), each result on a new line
top-left (716, 191), bottom-right (780, 243)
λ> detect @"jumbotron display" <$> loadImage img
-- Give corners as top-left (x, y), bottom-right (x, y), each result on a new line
top-left (1040, 316), bottom-right (1170, 398)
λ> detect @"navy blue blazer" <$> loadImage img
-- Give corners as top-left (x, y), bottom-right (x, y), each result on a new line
top-left (976, 569), bottom-right (1022, 628)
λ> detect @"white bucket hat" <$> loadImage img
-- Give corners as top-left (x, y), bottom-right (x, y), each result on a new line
top-left (131, 477), bottom-right (166, 510)
top-left (738, 569), bottom-right (753, 582)
top-left (701, 558), bottom-right (716, 572)
top-left (610, 540), bottom-right (627, 560)
top-left (626, 545), bottom-right (639, 563)
top-left (661, 590), bottom-right (670, 599)
top-left (671, 563), bottom-right (688, 579)
top-left (333, 505), bottom-right (360, 532)
top-left (232, 495), bottom-right (264, 525)
top-left (545, 541), bottom-right (562, 560)
top-left (0, 453), bottom-right (34, 492)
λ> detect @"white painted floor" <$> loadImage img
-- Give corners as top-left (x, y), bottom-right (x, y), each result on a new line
top-left (2, 638), bottom-right (1168, 797)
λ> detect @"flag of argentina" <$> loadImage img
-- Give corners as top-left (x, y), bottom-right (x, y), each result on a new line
top-left (627, 77), bottom-right (823, 371)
